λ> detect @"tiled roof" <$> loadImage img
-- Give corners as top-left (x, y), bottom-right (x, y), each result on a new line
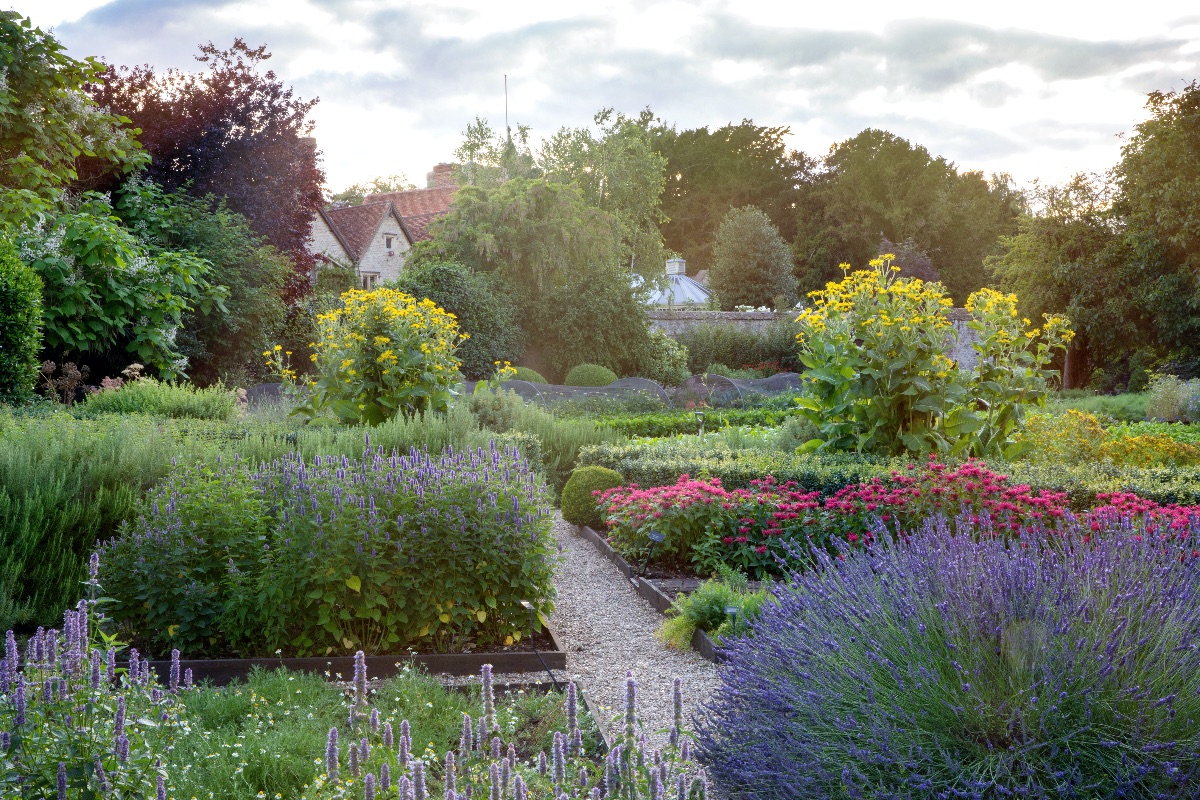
top-left (320, 202), bottom-right (403, 262)
top-left (365, 186), bottom-right (456, 217)
top-left (400, 211), bottom-right (443, 242)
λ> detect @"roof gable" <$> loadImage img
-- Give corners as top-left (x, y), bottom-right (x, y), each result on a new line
top-left (322, 202), bottom-right (407, 262)
top-left (366, 186), bottom-right (456, 217)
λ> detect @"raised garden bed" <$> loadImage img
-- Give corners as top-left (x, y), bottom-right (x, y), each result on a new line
top-left (573, 524), bottom-right (725, 663)
top-left (143, 622), bottom-right (567, 686)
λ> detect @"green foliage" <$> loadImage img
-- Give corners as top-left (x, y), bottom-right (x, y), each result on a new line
top-left (114, 180), bottom-right (290, 386)
top-left (391, 260), bottom-right (524, 380)
top-left (99, 444), bottom-right (555, 657)
top-left (510, 366), bottom-right (546, 383)
top-left (539, 107), bottom-right (669, 277)
top-left (672, 320), bottom-right (803, 375)
top-left (560, 465), bottom-right (624, 529)
top-left (577, 407), bottom-right (792, 438)
top-left (11, 192), bottom-right (227, 379)
top-left (635, 328), bottom-right (690, 386)
top-left (578, 439), bottom-right (1200, 507)
top-left (0, 237), bottom-right (42, 403)
top-left (77, 378), bottom-right (236, 420)
top-left (708, 205), bottom-right (796, 310)
top-left (565, 363), bottom-right (618, 387)
top-left (794, 127), bottom-right (1022, 302)
top-left (651, 119), bottom-right (806, 272)
top-left (0, 618), bottom-right (181, 798)
top-left (1146, 373), bottom-right (1200, 422)
top-left (1046, 389), bottom-right (1148, 422)
top-left (658, 568), bottom-right (768, 649)
top-left (797, 258), bottom-right (1072, 457)
top-left (291, 288), bottom-right (464, 425)
top-left (0, 12), bottom-right (144, 210)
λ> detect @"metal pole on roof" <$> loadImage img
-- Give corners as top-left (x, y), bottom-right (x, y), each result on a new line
top-left (504, 74), bottom-right (510, 143)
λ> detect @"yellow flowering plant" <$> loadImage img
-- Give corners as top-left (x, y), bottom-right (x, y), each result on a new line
top-left (288, 288), bottom-right (466, 425)
top-left (795, 257), bottom-right (1073, 457)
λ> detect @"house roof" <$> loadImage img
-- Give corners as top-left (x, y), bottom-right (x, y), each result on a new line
top-left (319, 202), bottom-right (404, 262)
top-left (645, 273), bottom-right (713, 307)
top-left (399, 211), bottom-right (443, 242)
top-left (365, 186), bottom-right (456, 218)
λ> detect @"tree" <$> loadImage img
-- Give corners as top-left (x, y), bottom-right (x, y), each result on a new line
top-left (709, 206), bottom-right (796, 310)
top-left (84, 40), bottom-right (324, 267)
top-left (114, 179), bottom-right (290, 385)
top-left (794, 128), bottom-right (1021, 302)
top-left (328, 173), bottom-right (415, 207)
top-left (0, 12), bottom-right (143, 215)
top-left (877, 236), bottom-right (938, 282)
top-left (417, 178), bottom-right (649, 379)
top-left (390, 260), bottom-right (524, 380)
top-left (453, 117), bottom-right (538, 188)
top-left (650, 120), bottom-right (809, 272)
top-left (539, 108), bottom-right (668, 277)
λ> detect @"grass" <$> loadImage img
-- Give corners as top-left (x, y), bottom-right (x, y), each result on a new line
top-left (167, 666), bottom-right (599, 800)
top-left (1045, 390), bottom-right (1148, 422)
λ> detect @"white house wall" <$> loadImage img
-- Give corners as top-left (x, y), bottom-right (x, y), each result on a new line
top-left (307, 214), bottom-right (351, 265)
top-left (354, 212), bottom-right (412, 284)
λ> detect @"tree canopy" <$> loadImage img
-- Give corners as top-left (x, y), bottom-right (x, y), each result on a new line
top-left (650, 119), bottom-right (807, 273)
top-left (0, 12), bottom-right (143, 216)
top-left (709, 205), bottom-right (796, 310)
top-left (84, 39), bottom-right (324, 263)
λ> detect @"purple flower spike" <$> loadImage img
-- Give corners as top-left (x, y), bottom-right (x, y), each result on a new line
top-left (116, 733), bottom-right (130, 762)
top-left (443, 752), bottom-right (456, 800)
top-left (15, 675), bottom-right (26, 726)
top-left (170, 649), bottom-right (181, 693)
top-left (57, 762), bottom-right (67, 800)
top-left (348, 735), bottom-right (359, 777)
top-left (513, 774), bottom-right (526, 800)
top-left (156, 774), bottom-right (166, 800)
top-left (326, 727), bottom-right (339, 782)
top-left (380, 761), bottom-right (391, 792)
top-left (364, 772), bottom-right (376, 800)
top-left (370, 707), bottom-right (380, 734)
top-left (354, 650), bottom-right (368, 707)
top-left (94, 758), bottom-right (109, 792)
top-left (383, 720), bottom-right (393, 749)
top-left (412, 761), bottom-right (426, 800)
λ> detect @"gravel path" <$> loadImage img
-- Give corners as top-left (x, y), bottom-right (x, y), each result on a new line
top-left (546, 514), bottom-right (722, 748)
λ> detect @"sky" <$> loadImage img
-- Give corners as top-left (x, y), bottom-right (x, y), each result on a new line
top-left (23, 0), bottom-right (1200, 195)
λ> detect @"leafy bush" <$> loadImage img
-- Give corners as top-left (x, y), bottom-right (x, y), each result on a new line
top-left (308, 661), bottom-right (709, 799)
top-left (796, 257), bottom-right (1073, 456)
top-left (634, 328), bottom-right (690, 386)
top-left (0, 600), bottom-right (188, 797)
top-left (290, 288), bottom-right (466, 425)
top-left (573, 407), bottom-right (791, 438)
top-left (1146, 373), bottom-right (1200, 422)
top-left (697, 517), bottom-right (1200, 796)
top-left (560, 465), bottom-right (623, 529)
top-left (76, 377), bottom-right (237, 421)
top-left (657, 566), bottom-right (767, 649)
top-left (391, 260), bottom-right (525, 380)
top-left (0, 237), bottom-right (42, 405)
top-left (564, 363), bottom-right (617, 386)
top-left (672, 320), bottom-right (803, 376)
top-left (1015, 410), bottom-right (1200, 468)
top-left (708, 205), bottom-right (796, 310)
top-left (510, 366), bottom-right (546, 383)
top-left (98, 442), bottom-right (555, 657)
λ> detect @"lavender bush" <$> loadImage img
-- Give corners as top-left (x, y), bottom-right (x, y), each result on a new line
top-left (305, 656), bottom-right (710, 799)
top-left (698, 514), bottom-right (1200, 798)
top-left (98, 439), bottom-right (556, 657)
top-left (0, 588), bottom-right (188, 797)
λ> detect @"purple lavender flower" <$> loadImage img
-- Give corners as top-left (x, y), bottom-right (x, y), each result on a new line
top-left (481, 663), bottom-right (495, 733)
top-left (412, 761), bottom-right (426, 800)
top-left (14, 675), bottom-right (26, 725)
top-left (513, 775), bottom-right (526, 800)
top-left (184, 667), bottom-right (193, 688)
top-left (364, 772), bottom-right (376, 800)
top-left (326, 727), bottom-right (339, 782)
top-left (623, 671), bottom-right (638, 743)
top-left (380, 761), bottom-right (391, 792)
top-left (443, 752), bottom-right (456, 800)
top-left (116, 733), bottom-right (130, 762)
top-left (383, 720), bottom-right (393, 749)
top-left (93, 758), bottom-right (109, 792)
top-left (566, 682), bottom-right (579, 742)
top-left (552, 732), bottom-right (565, 785)
top-left (370, 707), bottom-right (380, 734)
top-left (156, 774), bottom-right (166, 800)
top-left (360, 736), bottom-right (370, 763)
top-left (489, 762), bottom-right (501, 800)
top-left (354, 650), bottom-right (368, 708)
top-left (491, 735), bottom-right (500, 760)
top-left (538, 750), bottom-right (547, 776)
top-left (170, 649), bottom-right (181, 693)
top-left (348, 734), bottom-right (359, 777)
top-left (57, 762), bottom-right (67, 800)
top-left (459, 713), bottom-right (472, 759)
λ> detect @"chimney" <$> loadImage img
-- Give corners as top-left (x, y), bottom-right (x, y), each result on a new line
top-left (665, 257), bottom-right (686, 275)
top-left (426, 163), bottom-right (458, 189)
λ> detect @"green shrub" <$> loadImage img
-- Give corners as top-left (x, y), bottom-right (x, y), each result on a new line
top-left (635, 329), bottom-right (690, 386)
top-left (511, 365), bottom-right (547, 383)
top-left (0, 237), bottom-right (43, 404)
top-left (564, 363), bottom-right (617, 386)
top-left (574, 407), bottom-right (791, 438)
top-left (76, 377), bottom-right (237, 420)
top-left (658, 566), bottom-right (768, 649)
top-left (561, 465), bottom-right (624, 528)
top-left (1146, 373), bottom-right (1200, 422)
top-left (391, 260), bottom-right (525, 380)
top-left (577, 440), bottom-right (1200, 507)
top-left (673, 319), bottom-right (804, 375)
top-left (98, 443), bottom-right (555, 657)
top-left (705, 363), bottom-right (761, 380)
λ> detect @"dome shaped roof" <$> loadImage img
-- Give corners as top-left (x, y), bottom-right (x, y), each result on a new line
top-left (644, 272), bottom-right (712, 307)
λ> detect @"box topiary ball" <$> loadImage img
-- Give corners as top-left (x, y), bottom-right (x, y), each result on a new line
top-left (564, 363), bottom-right (617, 386)
top-left (510, 366), bottom-right (548, 383)
top-left (561, 466), bottom-right (624, 529)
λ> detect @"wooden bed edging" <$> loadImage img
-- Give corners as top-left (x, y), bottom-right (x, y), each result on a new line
top-left (143, 621), bottom-right (567, 687)
top-left (575, 524), bottom-right (726, 664)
